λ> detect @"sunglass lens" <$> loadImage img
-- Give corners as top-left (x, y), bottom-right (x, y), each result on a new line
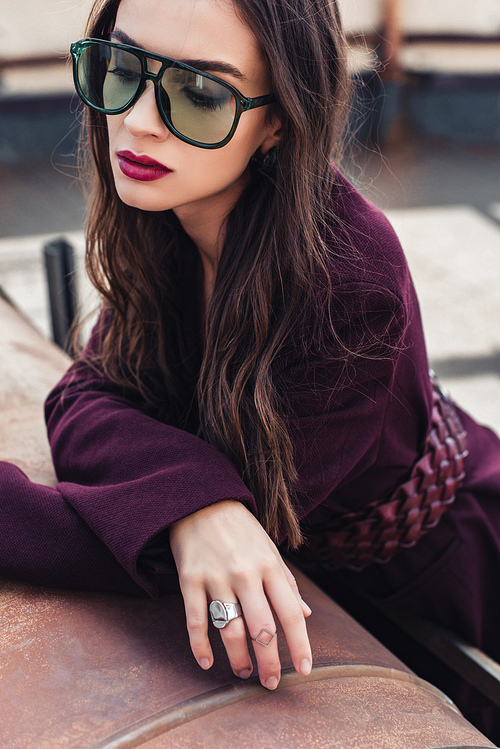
top-left (78, 43), bottom-right (142, 112)
top-left (161, 68), bottom-right (236, 145)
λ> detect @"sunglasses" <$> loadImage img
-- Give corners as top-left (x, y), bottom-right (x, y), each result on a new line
top-left (70, 38), bottom-right (276, 149)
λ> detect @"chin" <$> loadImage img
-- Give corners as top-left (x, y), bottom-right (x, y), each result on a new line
top-left (115, 186), bottom-right (170, 213)
top-left (110, 168), bottom-right (168, 212)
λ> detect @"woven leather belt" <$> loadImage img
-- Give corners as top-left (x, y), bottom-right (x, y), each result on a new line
top-left (300, 373), bottom-right (469, 572)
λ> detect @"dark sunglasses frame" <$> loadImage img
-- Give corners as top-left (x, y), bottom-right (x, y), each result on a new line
top-left (70, 38), bottom-right (277, 149)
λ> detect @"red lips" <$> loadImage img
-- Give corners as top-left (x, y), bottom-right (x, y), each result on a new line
top-left (117, 151), bottom-right (173, 182)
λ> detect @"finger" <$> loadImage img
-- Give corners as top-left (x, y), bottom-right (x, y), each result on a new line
top-left (281, 564), bottom-right (313, 618)
top-left (249, 623), bottom-right (281, 690)
top-left (180, 583), bottom-right (214, 670)
top-left (300, 598), bottom-right (313, 618)
top-left (216, 609), bottom-right (254, 680)
top-left (264, 573), bottom-right (312, 677)
top-left (238, 587), bottom-right (281, 690)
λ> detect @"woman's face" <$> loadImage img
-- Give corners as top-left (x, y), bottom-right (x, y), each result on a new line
top-left (106, 0), bottom-right (280, 223)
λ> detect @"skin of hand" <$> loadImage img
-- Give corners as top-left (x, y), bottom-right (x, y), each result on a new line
top-left (169, 500), bottom-right (313, 690)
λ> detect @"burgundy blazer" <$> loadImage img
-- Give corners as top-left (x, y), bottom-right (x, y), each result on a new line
top-left (2, 171), bottom-right (499, 598)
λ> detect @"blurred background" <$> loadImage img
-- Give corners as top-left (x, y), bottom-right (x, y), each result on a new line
top-left (0, 0), bottom-right (499, 431)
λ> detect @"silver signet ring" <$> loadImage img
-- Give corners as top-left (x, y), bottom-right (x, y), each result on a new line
top-left (209, 600), bottom-right (243, 629)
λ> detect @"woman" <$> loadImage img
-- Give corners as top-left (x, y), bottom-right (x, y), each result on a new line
top-left (2, 0), bottom-right (500, 737)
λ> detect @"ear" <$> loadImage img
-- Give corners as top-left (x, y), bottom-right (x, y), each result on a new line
top-left (259, 113), bottom-right (282, 156)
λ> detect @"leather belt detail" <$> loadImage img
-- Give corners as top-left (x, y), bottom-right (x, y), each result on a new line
top-left (301, 375), bottom-right (469, 572)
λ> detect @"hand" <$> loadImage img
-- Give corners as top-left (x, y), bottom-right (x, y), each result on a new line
top-left (169, 500), bottom-right (312, 690)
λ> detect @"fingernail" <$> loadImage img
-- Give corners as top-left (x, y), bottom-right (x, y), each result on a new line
top-left (238, 668), bottom-right (252, 679)
top-left (200, 657), bottom-right (210, 670)
top-left (301, 598), bottom-right (312, 615)
top-left (299, 658), bottom-right (311, 675)
top-left (264, 676), bottom-right (278, 690)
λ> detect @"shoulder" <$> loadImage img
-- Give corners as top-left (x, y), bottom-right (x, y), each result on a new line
top-left (326, 167), bottom-right (409, 302)
top-left (276, 169), bottom-right (415, 384)
top-left (278, 168), bottom-right (414, 379)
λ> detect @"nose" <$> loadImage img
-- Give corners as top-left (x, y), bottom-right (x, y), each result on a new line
top-left (123, 82), bottom-right (169, 141)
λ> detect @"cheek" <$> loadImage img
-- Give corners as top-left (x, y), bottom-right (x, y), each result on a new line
top-left (184, 135), bottom-right (256, 181)
top-left (176, 155), bottom-right (243, 197)
top-left (193, 146), bottom-right (254, 190)
top-left (106, 115), bottom-right (121, 145)
top-left (213, 124), bottom-right (266, 175)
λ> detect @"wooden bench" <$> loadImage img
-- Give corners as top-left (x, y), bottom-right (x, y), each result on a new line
top-left (0, 293), bottom-right (495, 748)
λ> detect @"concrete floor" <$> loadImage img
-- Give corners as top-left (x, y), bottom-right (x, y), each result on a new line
top-left (0, 135), bottom-right (499, 433)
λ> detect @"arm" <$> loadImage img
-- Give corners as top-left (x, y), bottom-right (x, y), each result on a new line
top-left (0, 333), bottom-right (254, 597)
top-left (42, 329), bottom-right (256, 597)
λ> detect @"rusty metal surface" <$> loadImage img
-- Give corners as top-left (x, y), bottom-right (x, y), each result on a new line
top-left (0, 298), bottom-right (496, 748)
top-left (1, 573), bottom-right (495, 749)
top-left (138, 676), bottom-right (494, 749)
top-left (0, 295), bottom-right (70, 484)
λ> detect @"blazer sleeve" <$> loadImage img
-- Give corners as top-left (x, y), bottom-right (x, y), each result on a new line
top-left (0, 461), bottom-right (147, 595)
top-left (1, 321), bottom-right (256, 598)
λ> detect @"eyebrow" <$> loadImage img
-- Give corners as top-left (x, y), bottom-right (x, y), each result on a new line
top-left (110, 29), bottom-right (248, 81)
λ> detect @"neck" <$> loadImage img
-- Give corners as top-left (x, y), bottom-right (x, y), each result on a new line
top-left (176, 202), bottom-right (224, 276)
top-left (175, 204), bottom-right (224, 323)
top-left (173, 171), bottom-right (249, 312)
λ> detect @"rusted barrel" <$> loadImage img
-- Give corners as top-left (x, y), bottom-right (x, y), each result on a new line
top-left (0, 293), bottom-right (495, 749)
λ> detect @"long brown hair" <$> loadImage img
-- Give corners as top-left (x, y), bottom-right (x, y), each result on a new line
top-left (81, 0), bottom-right (350, 548)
